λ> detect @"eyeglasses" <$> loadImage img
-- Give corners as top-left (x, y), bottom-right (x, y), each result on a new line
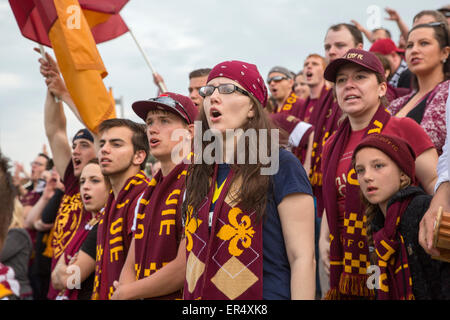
top-left (30, 161), bottom-right (45, 167)
top-left (267, 75), bottom-right (288, 84)
top-left (199, 84), bottom-right (250, 98)
top-left (148, 96), bottom-right (192, 123)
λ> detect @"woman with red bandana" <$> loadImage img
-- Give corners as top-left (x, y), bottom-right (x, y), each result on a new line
top-left (183, 60), bottom-right (316, 300)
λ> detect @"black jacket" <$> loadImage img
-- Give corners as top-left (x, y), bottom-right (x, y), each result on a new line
top-left (372, 186), bottom-right (450, 300)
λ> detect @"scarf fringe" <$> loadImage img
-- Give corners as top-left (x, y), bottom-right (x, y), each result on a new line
top-left (339, 273), bottom-right (375, 298)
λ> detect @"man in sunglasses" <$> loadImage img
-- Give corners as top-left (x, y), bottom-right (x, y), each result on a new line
top-left (267, 66), bottom-right (305, 115)
top-left (110, 92), bottom-right (197, 300)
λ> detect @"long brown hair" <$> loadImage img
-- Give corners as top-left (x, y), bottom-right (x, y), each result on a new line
top-left (363, 174), bottom-right (411, 264)
top-left (183, 94), bottom-right (278, 223)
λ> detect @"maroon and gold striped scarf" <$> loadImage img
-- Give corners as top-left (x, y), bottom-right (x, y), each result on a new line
top-left (373, 189), bottom-right (416, 300)
top-left (309, 88), bottom-right (342, 218)
top-left (92, 171), bottom-right (150, 300)
top-left (275, 91), bottom-right (304, 115)
top-left (133, 163), bottom-right (187, 299)
top-left (322, 106), bottom-right (391, 299)
top-left (184, 166), bottom-right (263, 300)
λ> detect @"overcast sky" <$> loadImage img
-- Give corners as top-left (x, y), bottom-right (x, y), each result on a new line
top-left (0, 0), bottom-right (447, 167)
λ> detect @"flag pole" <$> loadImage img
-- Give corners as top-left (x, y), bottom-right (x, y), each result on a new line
top-left (128, 28), bottom-right (168, 93)
top-left (39, 45), bottom-right (86, 125)
top-left (39, 44), bottom-right (60, 103)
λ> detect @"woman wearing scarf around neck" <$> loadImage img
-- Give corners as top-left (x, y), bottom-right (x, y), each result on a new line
top-left (388, 22), bottom-right (450, 155)
top-left (318, 49), bottom-right (438, 299)
top-left (51, 159), bottom-right (109, 300)
top-left (183, 60), bottom-right (316, 300)
top-left (353, 134), bottom-right (450, 299)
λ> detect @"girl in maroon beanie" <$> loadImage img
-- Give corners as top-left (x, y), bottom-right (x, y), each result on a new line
top-left (353, 133), bottom-right (450, 299)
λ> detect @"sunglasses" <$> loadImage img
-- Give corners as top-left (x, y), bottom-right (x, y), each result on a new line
top-left (267, 75), bottom-right (288, 84)
top-left (199, 83), bottom-right (250, 98)
top-left (148, 96), bottom-right (192, 123)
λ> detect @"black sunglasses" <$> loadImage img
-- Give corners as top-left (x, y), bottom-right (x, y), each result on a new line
top-left (267, 75), bottom-right (288, 84)
top-left (199, 83), bottom-right (250, 98)
top-left (148, 96), bottom-right (192, 123)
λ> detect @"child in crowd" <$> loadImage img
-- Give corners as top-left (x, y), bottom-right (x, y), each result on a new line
top-left (353, 133), bottom-right (450, 299)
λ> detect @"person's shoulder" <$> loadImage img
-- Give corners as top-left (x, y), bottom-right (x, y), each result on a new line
top-left (386, 116), bottom-right (425, 134)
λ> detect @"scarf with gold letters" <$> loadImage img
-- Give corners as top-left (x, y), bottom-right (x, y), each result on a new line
top-left (322, 105), bottom-right (390, 299)
top-left (309, 88), bottom-right (342, 218)
top-left (372, 189), bottom-right (415, 300)
top-left (134, 163), bottom-right (187, 300)
top-left (92, 171), bottom-right (149, 300)
top-left (184, 165), bottom-right (263, 300)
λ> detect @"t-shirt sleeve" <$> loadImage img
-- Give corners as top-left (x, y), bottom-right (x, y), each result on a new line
top-left (80, 224), bottom-right (98, 260)
top-left (386, 117), bottom-right (435, 157)
top-left (272, 149), bottom-right (313, 206)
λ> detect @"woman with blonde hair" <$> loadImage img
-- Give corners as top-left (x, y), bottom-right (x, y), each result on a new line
top-left (0, 198), bottom-right (33, 299)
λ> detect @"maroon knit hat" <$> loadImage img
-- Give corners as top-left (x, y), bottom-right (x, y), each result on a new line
top-left (352, 134), bottom-right (417, 183)
top-left (207, 60), bottom-right (268, 108)
top-left (324, 48), bottom-right (385, 82)
top-left (132, 92), bottom-right (198, 125)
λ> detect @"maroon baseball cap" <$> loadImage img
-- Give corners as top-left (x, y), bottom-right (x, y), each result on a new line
top-left (132, 92), bottom-right (198, 125)
top-left (324, 48), bottom-right (385, 82)
top-left (369, 38), bottom-right (405, 55)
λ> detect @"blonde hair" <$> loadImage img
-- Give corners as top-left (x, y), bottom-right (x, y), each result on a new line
top-left (9, 198), bottom-right (24, 229)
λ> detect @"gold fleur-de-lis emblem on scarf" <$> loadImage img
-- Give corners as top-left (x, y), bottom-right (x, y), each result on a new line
top-left (185, 205), bottom-right (202, 252)
top-left (216, 207), bottom-right (255, 257)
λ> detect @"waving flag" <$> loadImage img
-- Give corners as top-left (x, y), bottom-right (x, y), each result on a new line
top-left (9, 0), bottom-right (130, 133)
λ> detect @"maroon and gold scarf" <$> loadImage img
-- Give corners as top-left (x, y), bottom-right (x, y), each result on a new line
top-left (322, 105), bottom-right (391, 299)
top-left (134, 163), bottom-right (187, 299)
top-left (92, 171), bottom-right (150, 300)
top-left (309, 88), bottom-right (342, 218)
top-left (184, 166), bottom-right (263, 300)
top-left (49, 211), bottom-right (102, 300)
top-left (275, 91), bottom-right (304, 115)
top-left (373, 189), bottom-right (415, 300)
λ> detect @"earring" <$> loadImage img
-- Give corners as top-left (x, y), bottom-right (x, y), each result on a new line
top-left (443, 58), bottom-right (447, 64)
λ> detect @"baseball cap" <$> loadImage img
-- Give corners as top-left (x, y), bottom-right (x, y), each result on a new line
top-left (369, 38), bottom-right (405, 55)
top-left (132, 92), bottom-right (198, 125)
top-left (72, 128), bottom-right (94, 144)
top-left (268, 66), bottom-right (294, 79)
top-left (324, 48), bottom-right (385, 82)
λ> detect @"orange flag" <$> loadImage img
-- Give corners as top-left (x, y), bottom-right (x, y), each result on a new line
top-left (9, 0), bottom-right (125, 133)
top-left (49, 0), bottom-right (116, 133)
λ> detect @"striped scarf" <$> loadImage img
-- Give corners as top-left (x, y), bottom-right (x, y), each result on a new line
top-left (323, 106), bottom-right (391, 299)
top-left (0, 263), bottom-right (19, 299)
top-left (133, 163), bottom-right (187, 299)
top-left (92, 171), bottom-right (150, 300)
top-left (372, 188), bottom-right (416, 300)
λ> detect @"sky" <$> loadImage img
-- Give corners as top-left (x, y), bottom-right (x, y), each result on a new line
top-left (0, 0), bottom-right (448, 168)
